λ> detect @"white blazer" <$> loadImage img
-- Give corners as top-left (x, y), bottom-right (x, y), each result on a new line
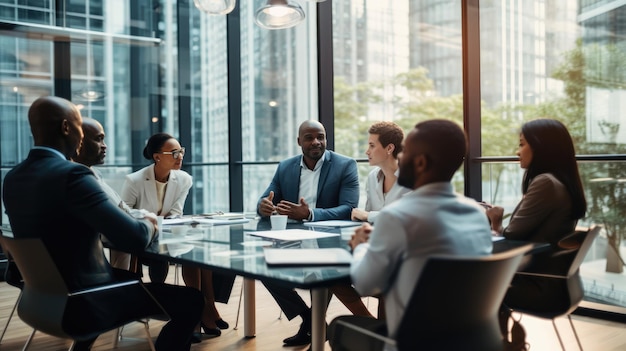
top-left (121, 164), bottom-right (193, 217)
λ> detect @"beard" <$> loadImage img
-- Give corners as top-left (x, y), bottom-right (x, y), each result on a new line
top-left (397, 163), bottom-right (416, 189)
top-left (305, 146), bottom-right (325, 160)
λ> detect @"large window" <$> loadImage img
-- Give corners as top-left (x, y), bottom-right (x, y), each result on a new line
top-left (331, 1), bottom-right (464, 206)
top-left (240, 1), bottom-right (319, 213)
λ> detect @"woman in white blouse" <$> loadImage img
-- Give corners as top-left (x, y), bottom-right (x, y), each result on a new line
top-left (351, 121), bottom-right (410, 223)
top-left (122, 133), bottom-right (227, 340)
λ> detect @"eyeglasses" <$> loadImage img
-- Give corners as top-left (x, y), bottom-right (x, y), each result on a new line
top-left (159, 147), bottom-right (185, 159)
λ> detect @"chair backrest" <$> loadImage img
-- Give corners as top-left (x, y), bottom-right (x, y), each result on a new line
top-left (395, 244), bottom-right (532, 351)
top-left (0, 233), bottom-right (70, 339)
top-left (3, 252), bottom-right (24, 290)
top-left (0, 231), bottom-right (169, 342)
top-left (565, 225), bottom-right (601, 277)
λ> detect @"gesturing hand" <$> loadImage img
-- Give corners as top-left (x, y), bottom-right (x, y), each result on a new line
top-left (259, 191), bottom-right (277, 217)
top-left (276, 197), bottom-right (310, 221)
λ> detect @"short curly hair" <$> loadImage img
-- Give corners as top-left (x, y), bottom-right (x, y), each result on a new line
top-left (368, 121), bottom-right (404, 158)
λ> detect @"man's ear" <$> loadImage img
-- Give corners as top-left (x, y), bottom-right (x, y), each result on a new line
top-left (414, 154), bottom-right (428, 173)
top-left (297, 136), bottom-right (301, 147)
top-left (61, 119), bottom-right (70, 136)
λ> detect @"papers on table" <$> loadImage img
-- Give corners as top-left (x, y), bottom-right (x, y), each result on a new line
top-left (264, 248), bottom-right (353, 266)
top-left (196, 212), bottom-right (248, 219)
top-left (302, 220), bottom-right (362, 228)
top-left (163, 215), bottom-right (249, 226)
top-left (247, 229), bottom-right (340, 241)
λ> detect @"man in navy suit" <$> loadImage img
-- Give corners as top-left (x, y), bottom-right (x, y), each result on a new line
top-left (257, 120), bottom-right (361, 347)
top-left (2, 96), bottom-right (203, 350)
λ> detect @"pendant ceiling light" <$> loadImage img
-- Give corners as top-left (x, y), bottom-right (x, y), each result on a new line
top-left (193, 0), bottom-right (237, 15)
top-left (74, 36), bottom-right (105, 102)
top-left (255, 0), bottom-right (305, 30)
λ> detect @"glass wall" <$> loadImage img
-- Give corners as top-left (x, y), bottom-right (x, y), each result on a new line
top-left (0, 0), bottom-right (320, 218)
top-left (331, 1), bottom-right (464, 206)
top-left (1, 1), bottom-right (163, 223)
top-left (239, 1), bottom-right (319, 213)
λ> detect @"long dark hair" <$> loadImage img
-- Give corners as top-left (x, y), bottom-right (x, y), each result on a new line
top-left (143, 133), bottom-right (174, 161)
top-left (521, 119), bottom-right (587, 219)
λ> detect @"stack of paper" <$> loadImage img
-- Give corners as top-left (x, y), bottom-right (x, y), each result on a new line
top-left (264, 248), bottom-right (353, 266)
top-left (247, 229), bottom-right (339, 241)
top-left (303, 220), bottom-right (362, 228)
top-left (163, 216), bottom-right (249, 226)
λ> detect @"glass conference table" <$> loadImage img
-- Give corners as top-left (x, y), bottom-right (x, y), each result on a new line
top-left (1, 219), bottom-right (544, 351)
top-left (141, 217), bottom-right (543, 351)
top-left (148, 217), bottom-right (354, 351)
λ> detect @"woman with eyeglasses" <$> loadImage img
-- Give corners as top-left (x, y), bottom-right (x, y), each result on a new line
top-left (122, 133), bottom-right (228, 341)
top-left (122, 132), bottom-right (190, 228)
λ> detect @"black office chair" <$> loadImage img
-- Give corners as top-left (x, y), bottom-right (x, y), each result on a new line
top-left (505, 225), bottom-right (601, 351)
top-left (330, 244), bottom-right (532, 351)
top-left (0, 233), bottom-right (169, 350)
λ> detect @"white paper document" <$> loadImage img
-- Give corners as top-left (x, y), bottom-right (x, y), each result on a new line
top-left (197, 212), bottom-right (247, 219)
top-left (163, 216), bottom-right (249, 226)
top-left (264, 248), bottom-right (353, 266)
top-left (302, 220), bottom-right (363, 228)
top-left (247, 229), bottom-right (340, 241)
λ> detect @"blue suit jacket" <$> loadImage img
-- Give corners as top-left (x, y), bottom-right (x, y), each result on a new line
top-left (257, 150), bottom-right (359, 221)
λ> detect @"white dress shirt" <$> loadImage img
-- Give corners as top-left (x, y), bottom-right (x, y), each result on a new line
top-left (351, 182), bottom-right (493, 347)
top-left (364, 167), bottom-right (411, 223)
top-left (299, 154), bottom-right (325, 221)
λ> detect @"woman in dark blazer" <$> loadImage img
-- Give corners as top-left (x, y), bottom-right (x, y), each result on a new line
top-left (486, 118), bottom-right (587, 312)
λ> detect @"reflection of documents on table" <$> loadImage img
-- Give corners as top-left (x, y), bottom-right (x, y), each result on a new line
top-left (159, 231), bottom-right (204, 244)
top-left (166, 243), bottom-right (194, 257)
top-left (303, 220), bottom-right (362, 228)
top-left (264, 248), bottom-right (353, 266)
top-left (247, 229), bottom-right (339, 241)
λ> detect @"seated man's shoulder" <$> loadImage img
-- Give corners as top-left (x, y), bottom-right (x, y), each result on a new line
top-left (63, 160), bottom-right (93, 175)
top-left (274, 155), bottom-right (301, 172)
top-left (327, 151), bottom-right (357, 168)
top-left (455, 194), bottom-right (486, 210)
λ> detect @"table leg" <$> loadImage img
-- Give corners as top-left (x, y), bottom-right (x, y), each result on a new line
top-left (311, 287), bottom-right (329, 351)
top-left (243, 278), bottom-right (256, 337)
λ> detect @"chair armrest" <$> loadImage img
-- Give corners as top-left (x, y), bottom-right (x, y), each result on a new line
top-left (335, 319), bottom-right (397, 347)
top-left (69, 280), bottom-right (140, 296)
top-left (515, 271), bottom-right (566, 279)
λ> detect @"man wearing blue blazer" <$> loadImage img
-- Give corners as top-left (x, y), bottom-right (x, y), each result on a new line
top-left (257, 120), bottom-right (359, 221)
top-left (257, 120), bottom-right (361, 347)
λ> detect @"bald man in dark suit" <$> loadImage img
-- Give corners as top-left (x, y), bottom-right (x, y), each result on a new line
top-left (2, 96), bottom-right (203, 350)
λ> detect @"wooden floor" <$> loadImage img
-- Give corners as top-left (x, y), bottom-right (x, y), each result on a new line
top-left (1, 269), bottom-right (626, 351)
